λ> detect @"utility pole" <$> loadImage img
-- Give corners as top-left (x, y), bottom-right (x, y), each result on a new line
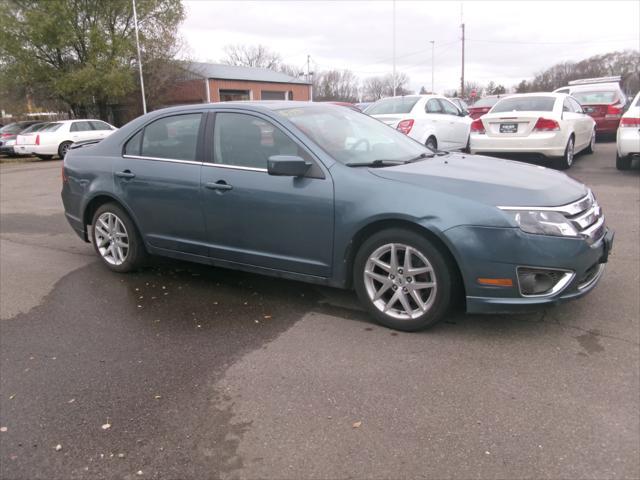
top-left (430, 40), bottom-right (435, 93)
top-left (460, 3), bottom-right (465, 99)
top-left (392, 0), bottom-right (397, 96)
top-left (307, 54), bottom-right (313, 102)
top-left (132, 0), bottom-right (146, 115)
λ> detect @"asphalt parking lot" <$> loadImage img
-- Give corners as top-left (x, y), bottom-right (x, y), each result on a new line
top-left (1, 142), bottom-right (638, 480)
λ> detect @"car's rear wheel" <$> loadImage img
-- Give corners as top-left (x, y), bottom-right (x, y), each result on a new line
top-left (58, 141), bottom-right (72, 159)
top-left (616, 153), bottom-right (631, 170)
top-left (36, 155), bottom-right (53, 160)
top-left (426, 136), bottom-right (437, 151)
top-left (554, 136), bottom-right (574, 170)
top-left (353, 229), bottom-right (453, 331)
top-left (91, 203), bottom-right (146, 272)
top-left (585, 129), bottom-right (596, 154)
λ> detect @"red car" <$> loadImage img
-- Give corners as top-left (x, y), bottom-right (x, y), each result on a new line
top-left (467, 95), bottom-right (511, 119)
top-left (570, 87), bottom-right (627, 136)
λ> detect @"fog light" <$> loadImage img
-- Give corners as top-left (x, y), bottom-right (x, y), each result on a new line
top-left (517, 267), bottom-right (574, 297)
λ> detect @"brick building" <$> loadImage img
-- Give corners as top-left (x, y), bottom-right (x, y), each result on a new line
top-left (166, 62), bottom-right (312, 105)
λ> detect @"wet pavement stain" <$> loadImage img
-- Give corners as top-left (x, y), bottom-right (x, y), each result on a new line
top-left (0, 257), bottom-right (347, 480)
top-left (575, 329), bottom-right (605, 354)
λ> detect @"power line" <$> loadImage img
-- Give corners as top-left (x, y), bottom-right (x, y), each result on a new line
top-left (467, 38), bottom-right (637, 45)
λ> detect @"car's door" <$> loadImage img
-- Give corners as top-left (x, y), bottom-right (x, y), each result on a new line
top-left (113, 112), bottom-right (208, 256)
top-left (89, 120), bottom-right (116, 139)
top-left (200, 110), bottom-right (334, 278)
top-left (438, 98), bottom-right (470, 149)
top-left (562, 98), bottom-right (589, 149)
top-left (569, 97), bottom-right (593, 148)
top-left (424, 98), bottom-right (447, 147)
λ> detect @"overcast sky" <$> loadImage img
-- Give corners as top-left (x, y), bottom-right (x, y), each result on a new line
top-left (180, 0), bottom-right (640, 95)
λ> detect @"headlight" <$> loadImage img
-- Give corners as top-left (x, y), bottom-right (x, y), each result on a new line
top-left (502, 210), bottom-right (579, 237)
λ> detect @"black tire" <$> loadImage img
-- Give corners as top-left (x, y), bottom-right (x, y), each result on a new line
top-left (463, 135), bottom-right (471, 154)
top-left (353, 228), bottom-right (453, 331)
top-left (36, 155), bottom-right (53, 160)
top-left (91, 202), bottom-right (147, 273)
top-left (426, 136), bottom-right (437, 151)
top-left (584, 129), bottom-right (596, 154)
top-left (554, 136), bottom-right (574, 170)
top-left (58, 141), bottom-right (72, 159)
top-left (616, 153), bottom-right (631, 171)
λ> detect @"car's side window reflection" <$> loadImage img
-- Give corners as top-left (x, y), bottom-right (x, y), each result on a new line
top-left (213, 112), bottom-right (310, 169)
top-left (139, 113), bottom-right (202, 161)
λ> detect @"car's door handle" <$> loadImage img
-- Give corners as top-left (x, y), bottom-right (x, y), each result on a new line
top-left (205, 181), bottom-right (233, 191)
top-left (115, 170), bottom-right (135, 179)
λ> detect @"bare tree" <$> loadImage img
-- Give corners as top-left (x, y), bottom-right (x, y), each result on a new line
top-left (313, 70), bottom-right (359, 102)
top-left (363, 72), bottom-right (412, 100)
top-left (221, 44), bottom-right (282, 69)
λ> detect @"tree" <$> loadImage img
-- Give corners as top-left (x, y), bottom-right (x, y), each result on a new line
top-left (486, 81), bottom-right (497, 95)
top-left (419, 86), bottom-right (428, 94)
top-left (221, 44), bottom-right (282, 70)
top-left (362, 72), bottom-right (412, 100)
top-left (514, 50), bottom-right (640, 95)
top-left (494, 84), bottom-right (506, 95)
top-left (313, 69), bottom-right (359, 102)
top-left (0, 0), bottom-right (185, 120)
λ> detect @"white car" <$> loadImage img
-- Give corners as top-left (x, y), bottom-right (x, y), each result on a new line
top-left (365, 95), bottom-right (472, 151)
top-left (616, 91), bottom-right (640, 170)
top-left (29, 119), bottom-right (117, 159)
top-left (14, 122), bottom-right (53, 156)
top-left (469, 93), bottom-right (596, 170)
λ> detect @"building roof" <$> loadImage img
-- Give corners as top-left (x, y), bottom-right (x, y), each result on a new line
top-left (186, 62), bottom-right (310, 85)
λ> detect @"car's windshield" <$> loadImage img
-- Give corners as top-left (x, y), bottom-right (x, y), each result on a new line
top-left (277, 106), bottom-right (431, 165)
top-left (491, 96), bottom-right (556, 112)
top-left (364, 96), bottom-right (420, 115)
top-left (472, 97), bottom-right (501, 108)
top-left (572, 90), bottom-right (618, 105)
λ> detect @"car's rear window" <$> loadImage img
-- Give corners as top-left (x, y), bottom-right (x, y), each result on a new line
top-left (572, 90), bottom-right (618, 105)
top-left (472, 97), bottom-right (502, 108)
top-left (365, 97), bottom-right (420, 115)
top-left (491, 96), bottom-right (556, 113)
top-left (0, 123), bottom-right (23, 134)
top-left (41, 123), bottom-right (63, 132)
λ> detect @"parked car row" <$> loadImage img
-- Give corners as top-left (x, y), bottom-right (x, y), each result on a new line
top-left (0, 119), bottom-right (117, 159)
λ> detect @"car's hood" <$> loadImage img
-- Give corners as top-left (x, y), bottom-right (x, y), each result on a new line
top-left (369, 153), bottom-right (587, 207)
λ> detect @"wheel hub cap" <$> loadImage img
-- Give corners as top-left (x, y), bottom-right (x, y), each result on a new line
top-left (363, 243), bottom-right (437, 320)
top-left (94, 212), bottom-right (129, 266)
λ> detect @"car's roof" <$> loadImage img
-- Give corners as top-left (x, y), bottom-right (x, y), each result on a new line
top-left (499, 92), bottom-right (565, 99)
top-left (148, 101), bottom-right (349, 117)
top-left (569, 83), bottom-right (622, 92)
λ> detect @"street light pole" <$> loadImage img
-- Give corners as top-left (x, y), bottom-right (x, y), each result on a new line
top-left (392, 0), bottom-right (396, 96)
top-left (132, 0), bottom-right (147, 115)
top-left (430, 40), bottom-right (435, 93)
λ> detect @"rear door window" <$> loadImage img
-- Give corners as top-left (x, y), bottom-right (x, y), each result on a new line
top-left (90, 121), bottom-right (113, 131)
top-left (70, 121), bottom-right (94, 132)
top-left (426, 99), bottom-right (443, 113)
top-left (140, 114), bottom-right (202, 161)
top-left (439, 99), bottom-right (460, 115)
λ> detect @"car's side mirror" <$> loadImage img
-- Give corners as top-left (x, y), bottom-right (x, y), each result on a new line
top-left (267, 155), bottom-right (311, 177)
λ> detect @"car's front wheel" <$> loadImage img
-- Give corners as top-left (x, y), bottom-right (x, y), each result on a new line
top-left (353, 229), bottom-right (453, 331)
top-left (91, 203), bottom-right (146, 272)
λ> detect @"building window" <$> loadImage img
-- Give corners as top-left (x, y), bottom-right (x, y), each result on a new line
top-left (261, 91), bottom-right (286, 100)
top-left (219, 90), bottom-right (250, 102)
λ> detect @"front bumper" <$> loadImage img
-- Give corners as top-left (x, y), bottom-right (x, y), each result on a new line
top-left (444, 225), bottom-right (613, 314)
top-left (469, 132), bottom-right (566, 158)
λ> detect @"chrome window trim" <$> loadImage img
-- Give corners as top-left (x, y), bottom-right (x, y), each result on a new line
top-left (498, 191), bottom-right (593, 216)
top-left (202, 162), bottom-right (267, 173)
top-left (122, 154), bottom-right (202, 166)
top-left (516, 266), bottom-right (575, 298)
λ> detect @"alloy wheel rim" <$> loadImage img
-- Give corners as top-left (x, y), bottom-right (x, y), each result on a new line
top-left (61, 144), bottom-right (70, 156)
top-left (94, 212), bottom-right (129, 266)
top-left (567, 139), bottom-right (574, 165)
top-left (363, 243), bottom-right (437, 320)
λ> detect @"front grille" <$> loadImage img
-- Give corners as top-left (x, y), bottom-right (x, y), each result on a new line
top-left (558, 191), bottom-right (605, 242)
